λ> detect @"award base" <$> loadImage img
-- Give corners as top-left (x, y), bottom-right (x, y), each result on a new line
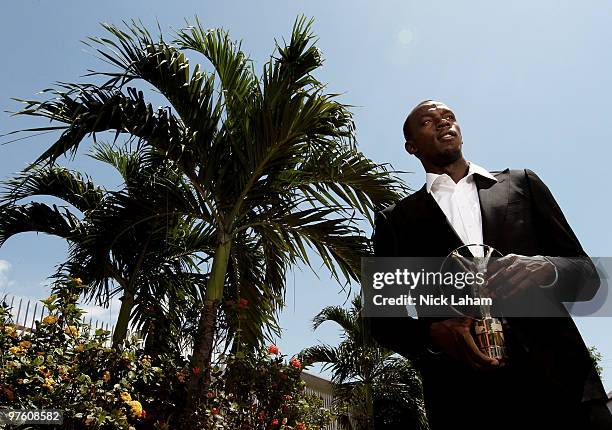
top-left (473, 316), bottom-right (507, 360)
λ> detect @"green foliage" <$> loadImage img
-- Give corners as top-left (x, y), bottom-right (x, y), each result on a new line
top-left (201, 349), bottom-right (334, 429)
top-left (0, 278), bottom-right (333, 430)
top-left (588, 346), bottom-right (604, 377)
top-left (300, 295), bottom-right (428, 430)
top-left (0, 143), bottom-right (209, 350)
top-left (0, 278), bottom-right (188, 430)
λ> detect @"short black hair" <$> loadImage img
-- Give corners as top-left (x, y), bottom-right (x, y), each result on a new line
top-left (403, 99), bottom-right (434, 142)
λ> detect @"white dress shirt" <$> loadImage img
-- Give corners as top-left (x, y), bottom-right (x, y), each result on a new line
top-left (426, 161), bottom-right (496, 257)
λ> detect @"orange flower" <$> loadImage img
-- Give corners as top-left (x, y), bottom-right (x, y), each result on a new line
top-left (64, 325), bottom-right (79, 337)
top-left (9, 346), bottom-right (23, 355)
top-left (101, 371), bottom-right (110, 382)
top-left (42, 377), bottom-right (55, 391)
top-left (41, 295), bottom-right (56, 305)
top-left (4, 325), bottom-right (17, 337)
top-left (18, 340), bottom-right (31, 349)
top-left (267, 344), bottom-right (280, 355)
top-left (127, 400), bottom-right (143, 417)
top-left (42, 315), bottom-right (58, 325)
top-left (120, 392), bottom-right (132, 402)
top-left (296, 423), bottom-right (306, 430)
top-left (37, 366), bottom-right (52, 378)
top-left (290, 358), bottom-right (301, 369)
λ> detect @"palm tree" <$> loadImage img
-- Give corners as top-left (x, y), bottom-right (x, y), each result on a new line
top-left (8, 16), bottom-right (406, 423)
top-left (0, 142), bottom-right (208, 351)
top-left (299, 295), bottom-right (429, 430)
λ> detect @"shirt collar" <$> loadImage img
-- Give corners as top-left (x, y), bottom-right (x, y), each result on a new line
top-left (425, 161), bottom-right (497, 193)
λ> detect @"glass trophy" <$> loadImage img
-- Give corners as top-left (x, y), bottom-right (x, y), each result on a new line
top-left (441, 244), bottom-right (508, 360)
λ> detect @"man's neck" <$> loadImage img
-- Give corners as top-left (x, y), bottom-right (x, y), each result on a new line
top-left (424, 158), bottom-right (469, 183)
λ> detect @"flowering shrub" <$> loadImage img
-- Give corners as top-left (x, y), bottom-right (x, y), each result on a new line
top-left (202, 346), bottom-right (334, 429)
top-left (0, 280), bottom-right (334, 430)
top-left (0, 279), bottom-right (188, 430)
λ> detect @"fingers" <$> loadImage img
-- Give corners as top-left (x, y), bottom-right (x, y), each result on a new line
top-left (491, 268), bottom-right (531, 299)
top-left (453, 318), bottom-right (499, 370)
top-left (486, 260), bottom-right (522, 288)
top-left (486, 253), bottom-right (518, 273)
top-left (432, 318), bottom-right (500, 370)
top-left (462, 330), bottom-right (500, 369)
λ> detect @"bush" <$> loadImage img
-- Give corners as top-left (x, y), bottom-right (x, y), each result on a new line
top-left (0, 279), bottom-right (334, 430)
top-left (203, 347), bottom-right (334, 429)
top-left (0, 279), bottom-right (187, 429)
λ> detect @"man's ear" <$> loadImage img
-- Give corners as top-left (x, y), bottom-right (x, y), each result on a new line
top-left (405, 140), bottom-right (418, 155)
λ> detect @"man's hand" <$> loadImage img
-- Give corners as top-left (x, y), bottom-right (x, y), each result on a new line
top-left (486, 254), bottom-right (556, 299)
top-left (429, 317), bottom-right (501, 370)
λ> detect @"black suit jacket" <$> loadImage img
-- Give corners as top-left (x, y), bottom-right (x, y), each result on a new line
top-left (368, 168), bottom-right (608, 427)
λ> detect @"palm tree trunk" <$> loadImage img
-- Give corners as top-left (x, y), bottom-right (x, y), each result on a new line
top-left (112, 290), bottom-right (134, 347)
top-left (112, 236), bottom-right (151, 347)
top-left (180, 238), bottom-right (231, 426)
top-left (364, 382), bottom-right (375, 430)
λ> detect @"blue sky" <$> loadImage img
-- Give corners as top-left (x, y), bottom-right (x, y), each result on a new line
top-left (1, 0), bottom-right (611, 391)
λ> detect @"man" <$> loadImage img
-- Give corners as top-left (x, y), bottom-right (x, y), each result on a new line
top-left (368, 100), bottom-right (612, 429)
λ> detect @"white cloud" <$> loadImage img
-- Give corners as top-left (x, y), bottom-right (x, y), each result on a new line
top-left (0, 260), bottom-right (16, 291)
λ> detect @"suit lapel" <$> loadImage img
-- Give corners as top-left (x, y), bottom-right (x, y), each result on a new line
top-left (408, 185), bottom-right (464, 252)
top-left (475, 169), bottom-right (510, 250)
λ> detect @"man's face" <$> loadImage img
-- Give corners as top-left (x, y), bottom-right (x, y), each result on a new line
top-left (405, 101), bottom-right (463, 167)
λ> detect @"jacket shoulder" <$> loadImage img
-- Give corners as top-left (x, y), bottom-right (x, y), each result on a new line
top-left (378, 189), bottom-right (425, 219)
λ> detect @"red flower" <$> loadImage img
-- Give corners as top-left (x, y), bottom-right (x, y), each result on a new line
top-left (211, 407), bottom-right (220, 416)
top-left (192, 366), bottom-right (201, 375)
top-left (238, 298), bottom-right (249, 307)
top-left (207, 391), bottom-right (215, 398)
top-left (282, 394), bottom-right (292, 401)
top-left (141, 410), bottom-right (147, 418)
top-left (271, 418), bottom-right (279, 426)
top-left (290, 358), bottom-right (301, 369)
top-left (296, 423), bottom-right (306, 430)
top-left (267, 344), bottom-right (280, 355)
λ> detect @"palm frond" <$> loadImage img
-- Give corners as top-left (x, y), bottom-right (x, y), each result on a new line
top-left (175, 17), bottom-right (258, 120)
top-left (13, 84), bottom-right (188, 166)
top-left (0, 202), bottom-right (81, 247)
top-left (86, 21), bottom-right (223, 163)
top-left (1, 165), bottom-right (105, 213)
